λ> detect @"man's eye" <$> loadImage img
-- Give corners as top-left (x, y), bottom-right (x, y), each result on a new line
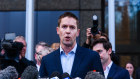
top-left (97, 50), bottom-right (102, 54)
top-left (70, 26), bottom-right (75, 29)
top-left (62, 25), bottom-right (67, 29)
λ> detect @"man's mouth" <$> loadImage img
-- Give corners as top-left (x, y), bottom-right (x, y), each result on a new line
top-left (65, 36), bottom-right (70, 41)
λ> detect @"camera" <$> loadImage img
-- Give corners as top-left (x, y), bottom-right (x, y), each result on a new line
top-left (0, 33), bottom-right (23, 62)
top-left (1, 41), bottom-right (23, 61)
top-left (91, 15), bottom-right (100, 35)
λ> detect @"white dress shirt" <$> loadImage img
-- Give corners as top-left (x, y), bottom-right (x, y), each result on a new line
top-left (60, 44), bottom-right (77, 75)
top-left (104, 61), bottom-right (113, 79)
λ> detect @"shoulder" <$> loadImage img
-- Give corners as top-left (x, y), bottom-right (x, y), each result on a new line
top-left (42, 49), bottom-right (58, 60)
top-left (112, 63), bottom-right (129, 74)
top-left (77, 45), bottom-right (100, 58)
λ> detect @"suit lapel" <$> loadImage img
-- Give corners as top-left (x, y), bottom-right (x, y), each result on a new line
top-left (107, 63), bottom-right (117, 79)
top-left (71, 45), bottom-right (85, 77)
top-left (54, 49), bottom-right (63, 74)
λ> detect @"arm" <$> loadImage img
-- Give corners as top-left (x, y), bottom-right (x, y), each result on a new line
top-left (92, 52), bottom-right (104, 76)
top-left (39, 57), bottom-right (48, 78)
top-left (122, 70), bottom-right (130, 79)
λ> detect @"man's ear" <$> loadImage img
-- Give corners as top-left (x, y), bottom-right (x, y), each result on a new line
top-left (76, 29), bottom-right (80, 37)
top-left (108, 48), bottom-right (112, 55)
top-left (56, 27), bottom-right (59, 35)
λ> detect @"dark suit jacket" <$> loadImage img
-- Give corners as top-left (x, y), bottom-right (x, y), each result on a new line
top-left (39, 45), bottom-right (103, 78)
top-left (107, 63), bottom-right (130, 79)
top-left (136, 67), bottom-right (140, 79)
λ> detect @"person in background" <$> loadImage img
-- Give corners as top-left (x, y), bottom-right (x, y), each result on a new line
top-left (82, 28), bottom-right (109, 49)
top-left (135, 67), bottom-right (140, 79)
top-left (39, 12), bottom-right (103, 79)
top-left (51, 43), bottom-right (60, 50)
top-left (14, 36), bottom-right (36, 77)
top-left (125, 62), bottom-right (135, 79)
top-left (92, 38), bottom-right (130, 79)
top-left (35, 42), bottom-right (54, 71)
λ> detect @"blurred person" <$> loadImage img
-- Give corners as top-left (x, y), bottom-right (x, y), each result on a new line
top-left (136, 67), bottom-right (140, 79)
top-left (125, 62), bottom-right (135, 79)
top-left (82, 28), bottom-right (109, 49)
top-left (14, 36), bottom-right (27, 58)
top-left (13, 36), bottom-right (36, 77)
top-left (51, 43), bottom-right (60, 50)
top-left (0, 66), bottom-right (18, 79)
top-left (92, 38), bottom-right (130, 79)
top-left (35, 42), bottom-right (54, 71)
top-left (39, 12), bottom-right (103, 78)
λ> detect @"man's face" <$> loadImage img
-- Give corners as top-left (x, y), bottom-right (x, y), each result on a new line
top-left (15, 39), bottom-right (26, 57)
top-left (57, 17), bottom-right (80, 47)
top-left (36, 45), bottom-right (44, 53)
top-left (92, 43), bottom-right (111, 65)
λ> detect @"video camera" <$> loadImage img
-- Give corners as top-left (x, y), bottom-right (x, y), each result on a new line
top-left (0, 33), bottom-right (23, 62)
top-left (91, 15), bottom-right (100, 35)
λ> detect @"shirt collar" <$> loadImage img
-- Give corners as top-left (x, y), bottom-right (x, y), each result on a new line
top-left (60, 43), bottom-right (77, 54)
top-left (107, 61), bottom-right (113, 70)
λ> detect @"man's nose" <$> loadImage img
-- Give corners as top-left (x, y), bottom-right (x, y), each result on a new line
top-left (66, 27), bottom-right (71, 33)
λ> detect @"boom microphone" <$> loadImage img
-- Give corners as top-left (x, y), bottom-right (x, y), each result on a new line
top-left (50, 71), bottom-right (61, 79)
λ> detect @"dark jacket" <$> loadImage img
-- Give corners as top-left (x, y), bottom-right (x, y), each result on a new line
top-left (39, 45), bottom-right (103, 79)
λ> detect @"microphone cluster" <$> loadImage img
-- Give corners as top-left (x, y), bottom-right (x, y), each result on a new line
top-left (50, 72), bottom-right (72, 79)
top-left (41, 70), bottom-right (105, 79)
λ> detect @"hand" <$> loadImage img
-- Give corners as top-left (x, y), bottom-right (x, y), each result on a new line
top-left (86, 28), bottom-right (93, 44)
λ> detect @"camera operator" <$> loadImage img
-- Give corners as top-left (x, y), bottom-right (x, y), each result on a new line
top-left (0, 36), bottom-right (36, 77)
top-left (82, 15), bottom-right (109, 49)
top-left (13, 36), bottom-right (36, 77)
top-left (82, 28), bottom-right (109, 49)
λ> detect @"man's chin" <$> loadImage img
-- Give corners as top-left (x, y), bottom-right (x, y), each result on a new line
top-left (63, 42), bottom-right (72, 47)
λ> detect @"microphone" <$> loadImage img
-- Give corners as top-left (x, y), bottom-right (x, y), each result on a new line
top-left (0, 66), bottom-right (18, 79)
top-left (20, 66), bottom-right (38, 79)
top-left (50, 71), bottom-right (61, 79)
top-left (61, 72), bottom-right (72, 79)
top-left (84, 71), bottom-right (105, 79)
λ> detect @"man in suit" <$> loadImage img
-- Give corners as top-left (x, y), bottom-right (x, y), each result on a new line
top-left (92, 38), bottom-right (130, 79)
top-left (39, 12), bottom-right (103, 78)
top-left (136, 67), bottom-right (140, 79)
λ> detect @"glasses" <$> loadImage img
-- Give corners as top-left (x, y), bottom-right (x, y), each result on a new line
top-left (36, 52), bottom-right (42, 55)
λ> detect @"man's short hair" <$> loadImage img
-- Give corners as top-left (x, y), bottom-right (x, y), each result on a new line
top-left (14, 36), bottom-right (25, 41)
top-left (14, 36), bottom-right (27, 47)
top-left (92, 38), bottom-right (112, 51)
top-left (35, 41), bottom-right (49, 50)
top-left (58, 12), bottom-right (79, 28)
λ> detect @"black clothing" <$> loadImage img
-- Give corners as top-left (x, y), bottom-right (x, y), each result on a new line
top-left (136, 67), bottom-right (140, 79)
top-left (0, 57), bottom-right (36, 77)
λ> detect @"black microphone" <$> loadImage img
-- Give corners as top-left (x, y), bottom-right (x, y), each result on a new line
top-left (20, 65), bottom-right (38, 79)
top-left (50, 71), bottom-right (61, 79)
top-left (61, 72), bottom-right (72, 79)
top-left (84, 71), bottom-right (105, 79)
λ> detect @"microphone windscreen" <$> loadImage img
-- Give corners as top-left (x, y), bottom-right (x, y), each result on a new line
top-left (61, 72), bottom-right (71, 79)
top-left (50, 71), bottom-right (61, 79)
top-left (20, 65), bottom-right (38, 79)
top-left (84, 71), bottom-right (105, 79)
top-left (0, 66), bottom-right (18, 79)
